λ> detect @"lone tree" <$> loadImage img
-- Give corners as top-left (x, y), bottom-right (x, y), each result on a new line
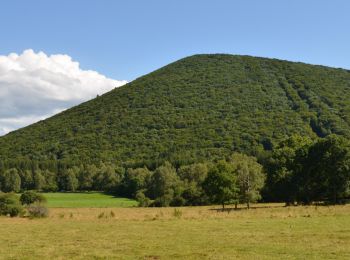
top-left (204, 160), bottom-right (238, 209)
top-left (230, 153), bottom-right (265, 209)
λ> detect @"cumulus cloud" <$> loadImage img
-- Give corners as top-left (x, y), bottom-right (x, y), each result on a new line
top-left (0, 49), bottom-right (127, 135)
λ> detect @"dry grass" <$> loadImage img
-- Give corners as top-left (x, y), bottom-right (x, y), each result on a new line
top-left (46, 203), bottom-right (348, 220)
top-left (0, 204), bottom-right (349, 259)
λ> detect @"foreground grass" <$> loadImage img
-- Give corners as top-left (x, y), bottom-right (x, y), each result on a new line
top-left (42, 192), bottom-right (138, 208)
top-left (0, 204), bottom-right (349, 259)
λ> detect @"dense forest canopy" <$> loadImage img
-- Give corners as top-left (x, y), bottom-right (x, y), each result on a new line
top-left (0, 54), bottom-right (350, 205)
top-left (1, 54), bottom-right (350, 167)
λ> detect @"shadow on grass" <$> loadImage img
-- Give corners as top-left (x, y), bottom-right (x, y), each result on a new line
top-left (209, 204), bottom-right (285, 212)
top-left (49, 190), bottom-right (133, 200)
top-left (102, 191), bottom-right (135, 200)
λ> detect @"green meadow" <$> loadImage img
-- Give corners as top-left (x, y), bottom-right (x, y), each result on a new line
top-left (42, 192), bottom-right (138, 208)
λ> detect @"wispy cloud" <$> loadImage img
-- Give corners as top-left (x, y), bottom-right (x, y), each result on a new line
top-left (0, 49), bottom-right (127, 135)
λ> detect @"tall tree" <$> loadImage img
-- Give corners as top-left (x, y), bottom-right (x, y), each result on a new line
top-left (59, 167), bottom-right (79, 191)
top-left (150, 162), bottom-right (182, 206)
top-left (178, 163), bottom-right (209, 205)
top-left (0, 168), bottom-right (21, 192)
top-left (94, 164), bottom-right (123, 191)
top-left (297, 135), bottom-right (350, 204)
top-left (264, 135), bottom-right (313, 205)
top-left (230, 153), bottom-right (265, 209)
top-left (203, 161), bottom-right (238, 209)
top-left (33, 169), bottom-right (45, 191)
top-left (42, 169), bottom-right (58, 192)
top-left (19, 170), bottom-right (34, 190)
top-left (121, 167), bottom-right (152, 197)
top-left (79, 164), bottom-right (97, 191)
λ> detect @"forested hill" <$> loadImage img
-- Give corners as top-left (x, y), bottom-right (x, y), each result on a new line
top-left (1, 54), bottom-right (350, 167)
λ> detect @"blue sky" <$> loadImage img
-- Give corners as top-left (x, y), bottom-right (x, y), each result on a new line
top-left (0, 0), bottom-right (349, 134)
top-left (1, 0), bottom-right (350, 80)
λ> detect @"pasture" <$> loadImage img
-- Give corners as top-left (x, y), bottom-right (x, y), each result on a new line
top-left (0, 202), bottom-right (349, 259)
top-left (42, 192), bottom-right (138, 208)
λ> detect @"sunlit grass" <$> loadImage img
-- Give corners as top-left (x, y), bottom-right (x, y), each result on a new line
top-left (0, 203), bottom-right (349, 259)
top-left (42, 192), bottom-right (138, 208)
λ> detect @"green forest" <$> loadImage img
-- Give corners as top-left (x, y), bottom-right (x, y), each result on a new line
top-left (1, 134), bottom-right (349, 207)
top-left (0, 54), bottom-right (350, 206)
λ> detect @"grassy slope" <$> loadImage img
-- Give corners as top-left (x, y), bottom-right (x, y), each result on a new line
top-left (42, 192), bottom-right (137, 208)
top-left (1, 54), bottom-right (350, 166)
top-left (0, 204), bottom-right (349, 259)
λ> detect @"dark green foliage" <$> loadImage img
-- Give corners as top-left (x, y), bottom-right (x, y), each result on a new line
top-left (78, 164), bottom-right (97, 191)
top-left (121, 167), bottom-right (152, 197)
top-left (295, 135), bottom-right (350, 204)
top-left (263, 135), bottom-right (314, 203)
top-left (0, 55), bottom-right (349, 206)
top-left (94, 164), bottom-right (123, 192)
top-left (149, 162), bottom-right (183, 207)
top-left (0, 193), bottom-right (24, 217)
top-left (59, 167), bottom-right (79, 191)
top-left (178, 163), bottom-right (209, 205)
top-left (41, 169), bottom-right (58, 192)
top-left (2, 54), bottom-right (350, 167)
top-left (264, 135), bottom-right (350, 205)
top-left (0, 168), bottom-right (21, 192)
top-left (203, 161), bottom-right (238, 209)
top-left (19, 170), bottom-right (34, 190)
top-left (20, 191), bottom-right (46, 205)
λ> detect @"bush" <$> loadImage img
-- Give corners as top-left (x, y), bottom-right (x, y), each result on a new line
top-left (20, 191), bottom-right (46, 205)
top-left (27, 203), bottom-right (49, 218)
top-left (135, 190), bottom-right (151, 207)
top-left (173, 208), bottom-right (182, 219)
top-left (0, 193), bottom-right (24, 217)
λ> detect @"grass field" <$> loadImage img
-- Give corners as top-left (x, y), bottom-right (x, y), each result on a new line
top-left (42, 192), bottom-right (138, 208)
top-left (0, 203), bottom-right (349, 259)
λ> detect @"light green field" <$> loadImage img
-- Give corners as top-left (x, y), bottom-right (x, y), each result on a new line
top-left (42, 192), bottom-right (138, 208)
top-left (0, 204), bottom-right (349, 259)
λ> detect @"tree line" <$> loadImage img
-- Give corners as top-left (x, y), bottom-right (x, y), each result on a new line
top-left (263, 134), bottom-right (350, 205)
top-left (0, 134), bottom-right (349, 207)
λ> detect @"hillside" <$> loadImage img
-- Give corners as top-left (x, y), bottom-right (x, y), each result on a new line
top-left (1, 54), bottom-right (350, 167)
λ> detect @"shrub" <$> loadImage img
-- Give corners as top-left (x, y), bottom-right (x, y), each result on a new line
top-left (0, 193), bottom-right (24, 217)
top-left (20, 191), bottom-right (46, 205)
top-left (27, 203), bottom-right (49, 218)
top-left (173, 208), bottom-right (182, 219)
top-left (136, 190), bottom-right (151, 207)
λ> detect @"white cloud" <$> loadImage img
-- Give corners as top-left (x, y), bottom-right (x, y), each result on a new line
top-left (0, 49), bottom-right (127, 135)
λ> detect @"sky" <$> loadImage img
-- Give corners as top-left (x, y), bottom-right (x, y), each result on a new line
top-left (0, 0), bottom-right (350, 135)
